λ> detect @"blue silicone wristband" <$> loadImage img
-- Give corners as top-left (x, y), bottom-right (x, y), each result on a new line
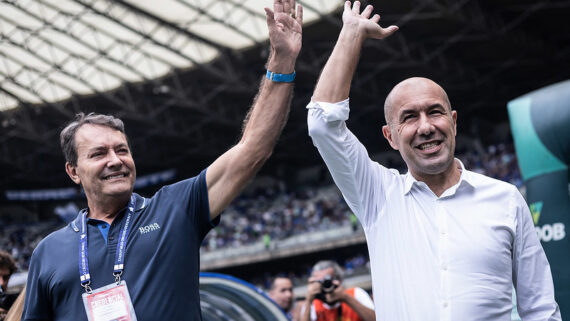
top-left (266, 70), bottom-right (296, 83)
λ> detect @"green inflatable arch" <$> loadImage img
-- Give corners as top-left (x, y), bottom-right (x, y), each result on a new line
top-left (508, 79), bottom-right (570, 315)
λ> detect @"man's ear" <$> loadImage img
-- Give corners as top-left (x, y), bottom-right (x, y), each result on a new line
top-left (65, 162), bottom-right (81, 185)
top-left (452, 110), bottom-right (457, 136)
top-left (382, 125), bottom-right (399, 150)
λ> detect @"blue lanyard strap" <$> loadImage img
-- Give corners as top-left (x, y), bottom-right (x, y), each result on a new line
top-left (79, 195), bottom-right (136, 292)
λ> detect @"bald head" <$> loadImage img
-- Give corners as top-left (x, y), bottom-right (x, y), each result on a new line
top-left (384, 77), bottom-right (451, 125)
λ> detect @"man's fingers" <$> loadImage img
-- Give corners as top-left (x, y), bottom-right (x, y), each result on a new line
top-left (371, 13), bottom-right (381, 24)
top-left (344, 1), bottom-right (352, 12)
top-left (296, 4), bottom-right (303, 25)
top-left (386, 25), bottom-right (400, 34)
top-left (289, 0), bottom-right (296, 20)
top-left (265, 7), bottom-right (275, 28)
top-left (283, 0), bottom-right (291, 17)
top-left (265, 7), bottom-right (275, 21)
top-left (274, 0), bottom-right (283, 14)
top-left (352, 0), bottom-right (361, 14)
top-left (361, 4), bottom-right (373, 18)
top-left (385, 25), bottom-right (399, 36)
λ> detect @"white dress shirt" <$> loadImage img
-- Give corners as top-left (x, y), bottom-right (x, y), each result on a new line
top-left (307, 99), bottom-right (561, 321)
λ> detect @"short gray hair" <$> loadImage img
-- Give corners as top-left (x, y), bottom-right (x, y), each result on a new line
top-left (312, 260), bottom-right (344, 283)
top-left (60, 112), bottom-right (127, 166)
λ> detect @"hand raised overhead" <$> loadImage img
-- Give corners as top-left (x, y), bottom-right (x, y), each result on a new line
top-left (343, 0), bottom-right (398, 39)
top-left (265, 0), bottom-right (303, 61)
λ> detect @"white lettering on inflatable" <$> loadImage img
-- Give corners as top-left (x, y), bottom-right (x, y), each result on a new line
top-left (535, 223), bottom-right (566, 242)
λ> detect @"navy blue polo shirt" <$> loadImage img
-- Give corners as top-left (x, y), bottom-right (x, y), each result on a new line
top-left (23, 169), bottom-right (218, 321)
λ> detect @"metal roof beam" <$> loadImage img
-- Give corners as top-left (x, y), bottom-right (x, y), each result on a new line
top-left (35, 0), bottom-right (185, 74)
top-left (1, 37), bottom-right (132, 111)
top-left (117, 0), bottom-right (238, 50)
top-left (4, 2), bottom-right (149, 83)
top-left (73, 0), bottom-right (228, 80)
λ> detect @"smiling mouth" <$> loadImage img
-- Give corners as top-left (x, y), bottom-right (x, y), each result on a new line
top-left (417, 142), bottom-right (441, 150)
top-left (103, 173), bottom-right (128, 180)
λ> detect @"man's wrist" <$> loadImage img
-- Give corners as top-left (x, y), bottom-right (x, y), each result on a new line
top-left (266, 70), bottom-right (296, 83)
top-left (340, 25), bottom-right (366, 44)
top-left (267, 55), bottom-right (297, 74)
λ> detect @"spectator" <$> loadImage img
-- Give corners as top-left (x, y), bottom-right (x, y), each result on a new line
top-left (0, 251), bottom-right (15, 294)
top-left (0, 250), bottom-right (16, 320)
top-left (268, 276), bottom-right (294, 318)
top-left (300, 260), bottom-right (374, 321)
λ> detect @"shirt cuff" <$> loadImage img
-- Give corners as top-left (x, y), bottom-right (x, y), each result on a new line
top-left (306, 98), bottom-right (350, 122)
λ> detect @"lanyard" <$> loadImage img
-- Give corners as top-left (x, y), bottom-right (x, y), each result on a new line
top-left (79, 195), bottom-right (136, 293)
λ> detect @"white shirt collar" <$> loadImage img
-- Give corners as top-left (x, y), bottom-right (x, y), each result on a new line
top-left (403, 158), bottom-right (477, 196)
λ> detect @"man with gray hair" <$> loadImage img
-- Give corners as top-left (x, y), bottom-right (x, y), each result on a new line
top-left (301, 260), bottom-right (375, 321)
top-left (22, 0), bottom-right (304, 320)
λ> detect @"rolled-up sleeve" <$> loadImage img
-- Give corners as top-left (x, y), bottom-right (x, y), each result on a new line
top-left (307, 99), bottom-right (385, 227)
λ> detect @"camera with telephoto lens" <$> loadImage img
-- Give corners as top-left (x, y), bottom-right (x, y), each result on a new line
top-left (315, 275), bottom-right (338, 302)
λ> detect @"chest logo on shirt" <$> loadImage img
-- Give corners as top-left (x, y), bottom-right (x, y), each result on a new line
top-left (139, 223), bottom-right (161, 235)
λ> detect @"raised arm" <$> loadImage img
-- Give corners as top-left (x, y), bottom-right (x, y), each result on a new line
top-left (307, 2), bottom-right (397, 223)
top-left (312, 1), bottom-right (397, 102)
top-left (206, 0), bottom-right (303, 219)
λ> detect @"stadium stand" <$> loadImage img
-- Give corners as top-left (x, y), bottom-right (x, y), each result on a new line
top-left (0, 140), bottom-right (522, 286)
top-left (0, 1), bottom-right (568, 319)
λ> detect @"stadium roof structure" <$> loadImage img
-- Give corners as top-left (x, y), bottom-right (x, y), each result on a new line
top-left (0, 0), bottom-right (569, 196)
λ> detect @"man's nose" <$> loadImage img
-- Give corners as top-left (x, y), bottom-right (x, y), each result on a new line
top-left (106, 150), bottom-right (122, 167)
top-left (417, 113), bottom-right (435, 135)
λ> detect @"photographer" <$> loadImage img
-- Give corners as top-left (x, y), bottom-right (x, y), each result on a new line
top-left (301, 260), bottom-right (375, 321)
top-left (0, 251), bottom-right (17, 321)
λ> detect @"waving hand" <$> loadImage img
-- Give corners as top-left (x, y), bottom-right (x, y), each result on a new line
top-left (265, 0), bottom-right (303, 72)
top-left (343, 1), bottom-right (398, 39)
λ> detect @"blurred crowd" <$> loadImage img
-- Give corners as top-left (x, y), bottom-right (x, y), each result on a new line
top-left (460, 142), bottom-right (523, 188)
top-left (202, 141), bottom-right (523, 253)
top-left (0, 141), bottom-right (522, 273)
top-left (0, 220), bottom-right (62, 273)
top-left (203, 184), bottom-right (351, 251)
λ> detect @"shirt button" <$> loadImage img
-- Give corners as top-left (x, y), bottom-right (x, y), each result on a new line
top-left (443, 301), bottom-right (449, 308)
top-left (109, 236), bottom-right (115, 240)
top-left (440, 230), bottom-right (447, 235)
top-left (442, 265), bottom-right (448, 271)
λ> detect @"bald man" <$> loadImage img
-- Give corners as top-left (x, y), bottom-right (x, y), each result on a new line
top-left (306, 1), bottom-right (560, 321)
